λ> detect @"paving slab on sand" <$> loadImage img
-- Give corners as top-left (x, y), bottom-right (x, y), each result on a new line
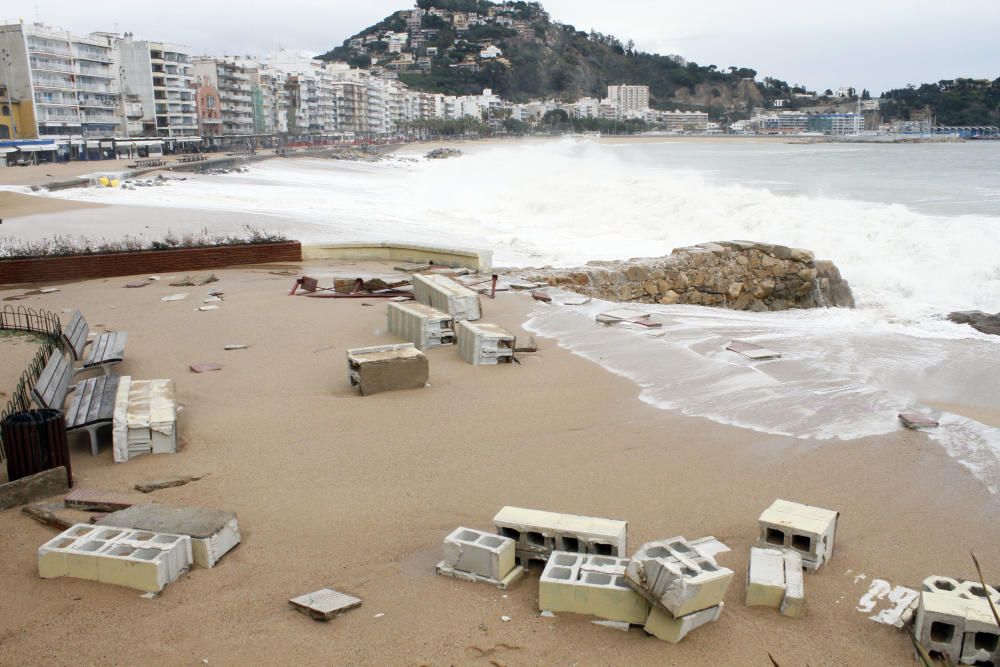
top-left (97, 505), bottom-right (235, 539)
top-left (289, 588), bottom-right (362, 621)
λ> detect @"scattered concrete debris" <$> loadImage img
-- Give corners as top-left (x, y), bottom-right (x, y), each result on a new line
top-left (38, 523), bottom-right (193, 593)
top-left (97, 505), bottom-right (240, 569)
top-left (0, 467), bottom-right (70, 511)
top-left (531, 290), bottom-right (552, 303)
top-left (64, 488), bottom-right (144, 512)
top-left (625, 537), bottom-right (734, 619)
top-left (456, 321), bottom-right (516, 365)
top-left (414, 274), bottom-right (481, 321)
top-left (169, 277), bottom-right (198, 287)
top-left (22, 502), bottom-right (86, 530)
top-left (858, 579), bottom-right (919, 627)
top-left (161, 293), bottom-right (189, 302)
top-left (493, 506), bottom-right (628, 566)
top-left (387, 301), bottom-right (455, 349)
top-left (915, 576), bottom-right (1000, 664)
top-left (197, 305), bottom-right (219, 312)
top-left (514, 336), bottom-right (539, 354)
top-left (507, 281), bottom-right (545, 291)
top-left (540, 610), bottom-right (555, 618)
top-left (223, 344), bottom-right (248, 351)
top-left (134, 474), bottom-right (205, 494)
top-left (562, 297), bottom-right (593, 306)
top-left (898, 413), bottom-right (939, 429)
top-left (394, 262), bottom-right (433, 273)
top-left (289, 588), bottom-right (362, 622)
top-left (500, 615), bottom-right (512, 622)
top-left (745, 547), bottom-right (805, 617)
top-left (688, 536), bottom-right (731, 560)
top-left (436, 527), bottom-right (525, 589)
top-left (189, 362), bottom-right (223, 373)
top-left (592, 619), bottom-right (630, 632)
top-left (113, 377), bottom-right (177, 463)
top-left (644, 602), bottom-right (724, 644)
top-left (539, 551), bottom-right (649, 624)
top-left (125, 280), bottom-right (152, 288)
top-left (199, 274), bottom-right (219, 285)
top-left (596, 309), bottom-right (662, 328)
top-left (757, 499), bottom-right (839, 571)
top-left (39, 287), bottom-right (60, 294)
top-left (203, 296), bottom-right (222, 303)
top-left (726, 340), bottom-right (782, 360)
top-left (347, 344), bottom-right (428, 395)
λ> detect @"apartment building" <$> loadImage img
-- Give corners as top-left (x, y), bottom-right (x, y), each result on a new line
top-left (606, 84), bottom-right (650, 113)
top-left (193, 58), bottom-right (255, 136)
top-left (0, 22), bottom-right (121, 139)
top-left (117, 36), bottom-right (197, 137)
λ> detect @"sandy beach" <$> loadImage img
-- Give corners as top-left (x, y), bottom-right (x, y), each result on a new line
top-left (0, 256), bottom-right (998, 666)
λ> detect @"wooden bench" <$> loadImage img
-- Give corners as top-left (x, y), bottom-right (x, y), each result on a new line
top-left (178, 155), bottom-right (206, 163)
top-left (31, 351), bottom-right (120, 456)
top-left (63, 309), bottom-right (127, 376)
top-left (130, 158), bottom-right (164, 168)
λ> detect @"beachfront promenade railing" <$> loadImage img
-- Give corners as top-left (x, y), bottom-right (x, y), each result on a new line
top-left (0, 306), bottom-right (63, 462)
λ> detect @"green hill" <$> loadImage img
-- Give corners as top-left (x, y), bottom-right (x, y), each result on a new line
top-left (880, 78), bottom-right (1000, 126)
top-left (318, 1), bottom-right (765, 114)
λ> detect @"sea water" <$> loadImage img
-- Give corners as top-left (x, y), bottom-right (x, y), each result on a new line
top-left (36, 138), bottom-right (1000, 489)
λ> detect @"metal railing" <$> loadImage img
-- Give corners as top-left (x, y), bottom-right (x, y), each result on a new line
top-left (0, 307), bottom-right (63, 461)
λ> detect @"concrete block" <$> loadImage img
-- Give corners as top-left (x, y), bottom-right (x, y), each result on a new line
top-left (346, 344), bottom-right (428, 395)
top-left (916, 577), bottom-right (1000, 665)
top-left (779, 550), bottom-right (805, 618)
top-left (455, 321), bottom-right (515, 365)
top-left (643, 603), bottom-right (724, 643)
top-left (37, 523), bottom-right (192, 592)
top-left (387, 301), bottom-right (455, 349)
top-left (625, 537), bottom-right (734, 618)
top-left (745, 547), bottom-right (786, 608)
top-left (289, 588), bottom-right (362, 622)
top-left (539, 551), bottom-right (650, 624)
top-left (413, 274), bottom-right (481, 321)
top-left (97, 505), bottom-right (240, 568)
top-left (757, 499), bottom-right (838, 570)
top-left (493, 506), bottom-right (628, 564)
top-left (0, 466), bottom-right (69, 511)
top-left (440, 527), bottom-right (515, 581)
top-left (113, 377), bottom-right (178, 463)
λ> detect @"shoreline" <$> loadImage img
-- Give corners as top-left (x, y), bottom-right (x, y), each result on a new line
top-left (0, 260), bottom-right (997, 664)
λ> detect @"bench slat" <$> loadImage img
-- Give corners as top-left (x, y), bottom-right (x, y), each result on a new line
top-left (66, 376), bottom-right (118, 428)
top-left (85, 331), bottom-right (128, 366)
top-left (67, 376), bottom-right (96, 427)
top-left (31, 352), bottom-right (72, 409)
top-left (63, 310), bottom-right (88, 361)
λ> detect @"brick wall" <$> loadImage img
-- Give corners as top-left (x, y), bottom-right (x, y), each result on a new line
top-left (0, 242), bottom-right (302, 286)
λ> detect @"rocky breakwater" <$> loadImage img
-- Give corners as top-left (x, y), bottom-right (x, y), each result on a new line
top-left (948, 311), bottom-right (1000, 336)
top-left (519, 241), bottom-right (855, 311)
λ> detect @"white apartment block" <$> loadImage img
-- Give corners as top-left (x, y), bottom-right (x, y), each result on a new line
top-left (117, 37), bottom-right (197, 137)
top-left (606, 84), bottom-right (650, 112)
top-left (0, 22), bottom-right (121, 138)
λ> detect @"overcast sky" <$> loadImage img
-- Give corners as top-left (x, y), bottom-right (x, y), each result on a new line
top-left (8, 0), bottom-right (999, 94)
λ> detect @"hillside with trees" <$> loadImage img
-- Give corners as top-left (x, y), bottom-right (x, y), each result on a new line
top-left (880, 78), bottom-right (1000, 126)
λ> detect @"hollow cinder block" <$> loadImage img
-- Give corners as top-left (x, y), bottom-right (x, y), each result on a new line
top-left (346, 344), bottom-right (428, 395)
top-left (757, 499), bottom-right (838, 571)
top-left (916, 578), bottom-right (1000, 665)
top-left (387, 301), bottom-right (455, 349)
top-left (455, 321), bottom-right (515, 365)
top-left (644, 602), bottom-right (724, 643)
top-left (441, 526), bottom-right (515, 581)
top-left (539, 551), bottom-right (649, 625)
top-left (625, 537), bottom-right (733, 618)
top-left (413, 274), bottom-right (481, 321)
top-left (493, 506), bottom-right (628, 564)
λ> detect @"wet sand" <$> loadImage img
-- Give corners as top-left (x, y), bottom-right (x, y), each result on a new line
top-left (0, 260), bottom-right (997, 665)
top-left (0, 191), bottom-right (105, 220)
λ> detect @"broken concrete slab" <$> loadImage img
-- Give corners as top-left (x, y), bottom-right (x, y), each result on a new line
top-left (643, 602), bottom-right (723, 643)
top-left (493, 506), bottom-right (628, 565)
top-left (189, 362), bottom-right (223, 373)
top-left (134, 474), bottom-right (205, 494)
top-left (346, 344), bottom-right (428, 396)
top-left (38, 523), bottom-right (193, 593)
top-left (539, 551), bottom-right (650, 624)
top-left (22, 502), bottom-right (90, 530)
top-left (596, 309), bottom-right (662, 328)
top-left (197, 305), bottom-right (219, 312)
top-left (97, 505), bottom-right (239, 568)
top-left (169, 276), bottom-right (197, 287)
top-left (394, 262), bottom-right (433, 273)
top-left (125, 280), bottom-right (152, 288)
top-left (223, 344), bottom-right (248, 350)
top-left (899, 412), bottom-right (939, 429)
top-left (113, 377), bottom-right (178, 463)
top-left (746, 547), bottom-right (787, 609)
top-left (289, 588), bottom-right (362, 622)
top-left (779, 550), bottom-right (806, 618)
top-left (625, 537), bottom-right (734, 618)
top-left (161, 293), bottom-right (189, 302)
top-left (757, 499), bottom-right (839, 571)
top-left (64, 488), bottom-right (145, 512)
top-left (0, 466), bottom-right (69, 511)
top-left (726, 340), bottom-right (781, 360)
top-left (689, 536), bottom-right (731, 560)
top-left (531, 290), bottom-right (552, 303)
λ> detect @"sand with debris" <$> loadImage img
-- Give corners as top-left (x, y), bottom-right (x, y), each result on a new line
top-left (0, 256), bottom-right (998, 666)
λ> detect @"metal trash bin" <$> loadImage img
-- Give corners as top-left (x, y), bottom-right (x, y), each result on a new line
top-left (2, 409), bottom-right (72, 485)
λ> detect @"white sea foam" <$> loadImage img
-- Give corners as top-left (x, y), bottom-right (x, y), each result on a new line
top-left (34, 139), bottom-right (1000, 488)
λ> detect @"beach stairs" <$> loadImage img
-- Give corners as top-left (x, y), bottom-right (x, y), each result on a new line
top-left (37, 523), bottom-right (192, 593)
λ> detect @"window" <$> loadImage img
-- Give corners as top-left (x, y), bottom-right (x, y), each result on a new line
top-left (1, 105), bottom-right (9, 116)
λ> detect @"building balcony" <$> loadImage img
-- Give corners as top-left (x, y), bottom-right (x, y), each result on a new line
top-left (77, 69), bottom-right (115, 79)
top-left (30, 61), bottom-right (75, 74)
top-left (28, 44), bottom-right (72, 57)
top-left (75, 51), bottom-right (113, 63)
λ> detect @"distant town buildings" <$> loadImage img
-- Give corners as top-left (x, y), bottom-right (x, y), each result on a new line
top-left (606, 85), bottom-right (650, 113)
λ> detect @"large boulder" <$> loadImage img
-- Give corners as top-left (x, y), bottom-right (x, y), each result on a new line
top-left (948, 311), bottom-right (1000, 336)
top-left (513, 241), bottom-right (854, 312)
